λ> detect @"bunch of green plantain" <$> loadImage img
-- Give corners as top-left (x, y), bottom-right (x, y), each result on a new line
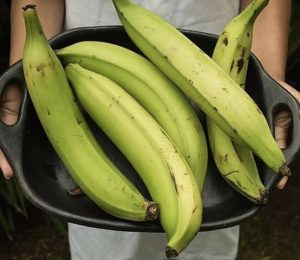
top-left (21, 0), bottom-right (290, 258)
top-left (207, 0), bottom-right (270, 204)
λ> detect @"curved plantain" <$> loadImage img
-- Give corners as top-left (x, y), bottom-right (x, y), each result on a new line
top-left (22, 5), bottom-right (158, 222)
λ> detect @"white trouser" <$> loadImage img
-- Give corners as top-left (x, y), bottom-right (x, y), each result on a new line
top-left (68, 223), bottom-right (239, 260)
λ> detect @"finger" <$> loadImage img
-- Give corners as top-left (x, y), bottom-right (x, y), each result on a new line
top-left (276, 176), bottom-right (289, 190)
top-left (0, 149), bottom-right (14, 179)
top-left (0, 83), bottom-right (22, 125)
top-left (274, 109), bottom-right (291, 149)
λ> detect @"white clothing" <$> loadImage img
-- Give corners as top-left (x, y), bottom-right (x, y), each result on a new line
top-left (64, 0), bottom-right (240, 35)
top-left (69, 224), bottom-right (239, 260)
top-left (64, 1), bottom-right (241, 259)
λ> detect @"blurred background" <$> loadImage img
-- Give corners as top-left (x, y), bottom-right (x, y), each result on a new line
top-left (0, 0), bottom-right (299, 259)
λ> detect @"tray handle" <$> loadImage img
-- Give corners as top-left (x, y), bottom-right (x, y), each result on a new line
top-left (0, 61), bottom-right (28, 171)
top-left (257, 58), bottom-right (300, 173)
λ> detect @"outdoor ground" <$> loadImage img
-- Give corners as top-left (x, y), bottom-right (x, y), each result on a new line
top-left (0, 169), bottom-right (299, 260)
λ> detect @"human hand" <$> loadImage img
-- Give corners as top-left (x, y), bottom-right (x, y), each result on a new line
top-left (0, 83), bottom-right (22, 179)
top-left (274, 81), bottom-right (300, 189)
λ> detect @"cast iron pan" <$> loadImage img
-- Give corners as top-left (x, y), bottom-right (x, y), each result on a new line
top-left (0, 26), bottom-right (299, 232)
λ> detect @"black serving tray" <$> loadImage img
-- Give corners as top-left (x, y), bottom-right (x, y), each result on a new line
top-left (0, 26), bottom-right (299, 232)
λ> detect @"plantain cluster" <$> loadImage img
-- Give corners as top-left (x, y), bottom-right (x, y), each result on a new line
top-left (22, 0), bottom-right (288, 257)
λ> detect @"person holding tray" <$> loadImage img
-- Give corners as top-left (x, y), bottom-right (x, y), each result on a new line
top-left (2, 0), bottom-right (298, 259)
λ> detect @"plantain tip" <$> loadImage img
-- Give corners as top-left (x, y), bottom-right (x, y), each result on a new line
top-left (22, 4), bottom-right (37, 11)
top-left (259, 189), bottom-right (269, 204)
top-left (279, 163), bottom-right (291, 177)
top-left (145, 202), bottom-right (159, 221)
top-left (165, 246), bottom-right (178, 258)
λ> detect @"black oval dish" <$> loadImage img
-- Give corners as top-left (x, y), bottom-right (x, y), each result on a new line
top-left (0, 26), bottom-right (299, 232)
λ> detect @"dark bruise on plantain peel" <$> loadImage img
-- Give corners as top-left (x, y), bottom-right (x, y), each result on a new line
top-left (230, 45), bottom-right (247, 74)
top-left (223, 37), bottom-right (229, 46)
top-left (36, 62), bottom-right (47, 77)
top-left (237, 58), bottom-right (244, 74)
top-left (232, 129), bottom-right (238, 134)
top-left (237, 46), bottom-right (247, 74)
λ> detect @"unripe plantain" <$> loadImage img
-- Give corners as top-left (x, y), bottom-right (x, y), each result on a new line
top-left (207, 0), bottom-right (269, 204)
top-left (112, 0), bottom-right (290, 178)
top-left (65, 63), bottom-right (202, 257)
top-left (22, 5), bottom-right (158, 222)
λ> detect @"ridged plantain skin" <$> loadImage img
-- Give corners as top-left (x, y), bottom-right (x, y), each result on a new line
top-left (56, 41), bottom-right (208, 190)
top-left (65, 63), bottom-right (202, 257)
top-left (112, 0), bottom-right (290, 178)
top-left (22, 5), bottom-right (158, 222)
top-left (207, 0), bottom-right (269, 204)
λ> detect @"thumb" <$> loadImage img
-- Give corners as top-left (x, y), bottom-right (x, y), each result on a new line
top-left (274, 109), bottom-right (291, 149)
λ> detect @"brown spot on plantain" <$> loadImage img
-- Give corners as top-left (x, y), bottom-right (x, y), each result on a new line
top-left (192, 206), bottom-right (198, 213)
top-left (36, 63), bottom-right (47, 77)
top-left (170, 173), bottom-right (178, 194)
top-left (223, 37), bottom-right (229, 46)
top-left (76, 116), bottom-right (83, 125)
top-left (218, 153), bottom-right (228, 165)
top-left (237, 58), bottom-right (244, 74)
top-left (222, 87), bottom-right (229, 93)
top-left (241, 46), bottom-right (246, 58)
top-left (230, 60), bottom-right (234, 72)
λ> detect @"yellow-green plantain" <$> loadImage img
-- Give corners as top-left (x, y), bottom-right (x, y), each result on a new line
top-left (207, 0), bottom-right (269, 204)
top-left (65, 63), bottom-right (202, 258)
top-left (22, 5), bottom-right (158, 222)
top-left (112, 0), bottom-right (290, 178)
top-left (57, 41), bottom-right (207, 190)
